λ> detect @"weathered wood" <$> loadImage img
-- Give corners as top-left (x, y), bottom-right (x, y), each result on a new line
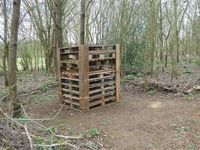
top-left (89, 69), bottom-right (115, 76)
top-left (60, 60), bottom-right (79, 64)
top-left (61, 77), bottom-right (79, 82)
top-left (89, 75), bottom-right (115, 82)
top-left (89, 100), bottom-right (102, 107)
top-left (62, 83), bottom-right (79, 88)
top-left (63, 94), bottom-right (79, 100)
top-left (63, 99), bottom-right (80, 106)
top-left (79, 45), bottom-right (89, 111)
top-left (58, 44), bottom-right (120, 111)
top-left (62, 88), bottom-right (80, 95)
top-left (89, 50), bottom-right (116, 54)
top-left (89, 81), bottom-right (115, 88)
top-left (89, 91), bottom-right (115, 101)
top-left (89, 86), bottom-right (115, 95)
top-left (57, 47), bottom-right (64, 104)
top-left (89, 57), bottom-right (115, 62)
top-left (115, 44), bottom-right (120, 102)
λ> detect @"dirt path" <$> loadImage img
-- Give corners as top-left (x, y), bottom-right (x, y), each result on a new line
top-left (29, 91), bottom-right (200, 150)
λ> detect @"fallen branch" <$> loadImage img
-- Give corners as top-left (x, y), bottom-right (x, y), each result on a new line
top-left (16, 102), bottom-right (66, 122)
top-left (24, 124), bottom-right (34, 150)
top-left (20, 104), bottom-right (46, 128)
top-left (0, 108), bottom-right (24, 128)
top-left (33, 141), bottom-right (78, 150)
top-left (55, 135), bottom-right (83, 140)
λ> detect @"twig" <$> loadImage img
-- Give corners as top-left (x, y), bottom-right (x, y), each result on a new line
top-left (0, 108), bottom-right (24, 128)
top-left (33, 141), bottom-right (78, 149)
top-left (55, 135), bottom-right (83, 140)
top-left (16, 102), bottom-right (66, 122)
top-left (182, 81), bottom-right (191, 91)
top-left (24, 124), bottom-right (34, 150)
top-left (20, 104), bottom-right (46, 128)
top-left (101, 130), bottom-right (113, 138)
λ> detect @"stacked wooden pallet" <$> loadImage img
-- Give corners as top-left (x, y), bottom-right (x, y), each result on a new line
top-left (57, 45), bottom-right (120, 111)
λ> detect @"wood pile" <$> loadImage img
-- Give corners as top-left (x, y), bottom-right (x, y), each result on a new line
top-left (57, 45), bottom-right (120, 111)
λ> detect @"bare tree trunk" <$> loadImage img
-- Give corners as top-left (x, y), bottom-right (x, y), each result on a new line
top-left (8, 0), bottom-right (21, 118)
top-left (149, 0), bottom-right (158, 76)
top-left (3, 0), bottom-right (9, 87)
top-left (171, 0), bottom-right (178, 80)
top-left (159, 0), bottom-right (164, 71)
top-left (80, 0), bottom-right (86, 45)
top-left (54, 0), bottom-right (63, 48)
top-left (54, 0), bottom-right (63, 76)
top-left (173, 0), bottom-right (179, 63)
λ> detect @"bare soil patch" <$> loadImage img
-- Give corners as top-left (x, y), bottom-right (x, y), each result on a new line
top-left (27, 90), bottom-right (200, 150)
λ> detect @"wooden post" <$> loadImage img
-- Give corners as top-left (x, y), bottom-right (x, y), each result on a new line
top-left (115, 44), bottom-right (121, 102)
top-left (56, 47), bottom-right (64, 104)
top-left (79, 45), bottom-right (89, 111)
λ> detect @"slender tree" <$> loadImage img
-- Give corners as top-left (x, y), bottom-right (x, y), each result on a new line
top-left (2, 0), bottom-right (9, 87)
top-left (53, 0), bottom-right (63, 76)
top-left (159, 0), bottom-right (164, 71)
top-left (80, 0), bottom-right (86, 45)
top-left (8, 0), bottom-right (21, 118)
top-left (171, 0), bottom-right (178, 80)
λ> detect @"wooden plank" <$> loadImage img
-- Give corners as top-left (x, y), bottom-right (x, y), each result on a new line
top-left (89, 75), bottom-right (115, 82)
top-left (62, 83), bottom-right (79, 88)
top-left (63, 99), bottom-right (80, 106)
top-left (89, 81), bottom-right (115, 88)
top-left (89, 100), bottom-right (102, 107)
top-left (63, 94), bottom-right (79, 100)
top-left (79, 45), bottom-right (89, 112)
top-left (89, 50), bottom-right (116, 54)
top-left (62, 88), bottom-right (80, 95)
top-left (57, 47), bottom-right (64, 104)
top-left (60, 52), bottom-right (78, 55)
top-left (61, 77), bottom-right (79, 82)
top-left (89, 86), bottom-right (116, 95)
top-left (104, 96), bottom-right (115, 103)
top-left (116, 44), bottom-right (121, 102)
top-left (60, 60), bottom-right (78, 64)
top-left (89, 57), bottom-right (115, 62)
top-left (100, 74), bottom-right (105, 106)
top-left (89, 91), bottom-right (115, 101)
top-left (89, 69), bottom-right (115, 76)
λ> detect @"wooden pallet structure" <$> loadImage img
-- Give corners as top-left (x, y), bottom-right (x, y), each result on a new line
top-left (57, 45), bottom-right (120, 111)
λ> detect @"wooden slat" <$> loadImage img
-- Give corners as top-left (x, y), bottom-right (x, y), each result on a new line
top-left (89, 75), bottom-right (115, 82)
top-left (89, 69), bottom-right (115, 76)
top-left (61, 77), bottom-right (79, 82)
top-left (89, 57), bottom-right (115, 62)
top-left (79, 45), bottom-right (89, 112)
top-left (89, 50), bottom-right (116, 54)
top-left (89, 91), bottom-right (115, 101)
top-left (89, 101), bottom-right (102, 107)
top-left (57, 47), bottom-right (64, 104)
top-left (63, 94), bottom-right (79, 100)
top-left (62, 83), bottom-right (79, 88)
top-left (104, 96), bottom-right (115, 102)
top-left (60, 52), bottom-right (78, 55)
top-left (60, 60), bottom-right (78, 64)
top-left (116, 44), bottom-right (121, 102)
top-left (63, 99), bottom-right (80, 106)
top-left (89, 81), bottom-right (115, 88)
top-left (62, 88), bottom-right (80, 95)
top-left (89, 86), bottom-right (116, 95)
